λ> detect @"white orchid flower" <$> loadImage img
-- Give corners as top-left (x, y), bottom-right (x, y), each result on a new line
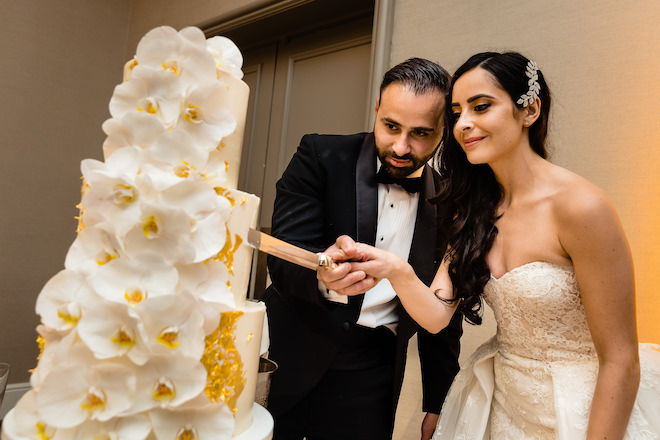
top-left (206, 35), bottom-right (244, 80)
top-left (91, 252), bottom-right (178, 308)
top-left (37, 351), bottom-right (136, 428)
top-left (149, 403), bottom-right (234, 440)
top-left (1, 390), bottom-right (63, 439)
top-left (102, 111), bottom-right (165, 160)
top-left (116, 179), bottom-right (230, 264)
top-left (109, 67), bottom-right (182, 128)
top-left (30, 325), bottom-right (77, 391)
top-left (36, 269), bottom-right (93, 331)
top-left (77, 298), bottom-right (150, 365)
top-left (129, 355), bottom-right (207, 413)
top-left (157, 180), bottom-right (230, 262)
top-left (56, 414), bottom-right (152, 440)
top-left (133, 292), bottom-right (206, 359)
top-left (80, 150), bottom-right (144, 237)
top-left (199, 149), bottom-right (231, 187)
top-left (141, 130), bottom-right (209, 191)
top-left (120, 202), bottom-right (196, 264)
top-left (132, 292), bottom-right (206, 360)
top-left (135, 26), bottom-right (217, 90)
top-left (65, 224), bottom-right (123, 277)
top-left (176, 261), bottom-right (235, 334)
top-left (177, 82), bottom-right (236, 151)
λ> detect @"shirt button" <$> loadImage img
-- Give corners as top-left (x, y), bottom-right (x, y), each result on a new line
top-left (342, 322), bottom-right (351, 332)
top-left (390, 203), bottom-right (394, 208)
top-left (380, 237), bottom-right (384, 241)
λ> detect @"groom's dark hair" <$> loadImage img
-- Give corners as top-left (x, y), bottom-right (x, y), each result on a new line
top-left (379, 57), bottom-right (451, 97)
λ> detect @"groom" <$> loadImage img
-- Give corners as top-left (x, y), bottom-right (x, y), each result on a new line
top-left (263, 57), bottom-right (463, 440)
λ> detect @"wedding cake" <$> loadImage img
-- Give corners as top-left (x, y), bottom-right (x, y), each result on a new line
top-left (1, 26), bottom-right (269, 439)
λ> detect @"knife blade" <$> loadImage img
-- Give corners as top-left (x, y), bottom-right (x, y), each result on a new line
top-left (247, 228), bottom-right (335, 271)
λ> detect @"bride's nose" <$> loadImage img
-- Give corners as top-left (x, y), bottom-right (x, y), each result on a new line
top-left (455, 112), bottom-right (473, 131)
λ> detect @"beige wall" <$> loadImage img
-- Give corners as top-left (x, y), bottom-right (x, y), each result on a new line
top-left (0, 0), bottom-right (133, 383)
top-left (126, 0), bottom-right (276, 55)
top-left (391, 0), bottom-right (660, 343)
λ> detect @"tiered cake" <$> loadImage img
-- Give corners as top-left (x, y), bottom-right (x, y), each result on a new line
top-left (1, 26), bottom-right (268, 439)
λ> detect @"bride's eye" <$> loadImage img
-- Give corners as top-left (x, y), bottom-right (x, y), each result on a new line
top-left (474, 103), bottom-right (490, 112)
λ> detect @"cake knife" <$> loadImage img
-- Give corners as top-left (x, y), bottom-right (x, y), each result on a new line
top-left (247, 228), bottom-right (335, 270)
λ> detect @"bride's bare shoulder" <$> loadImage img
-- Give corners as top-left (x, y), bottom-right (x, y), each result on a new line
top-left (547, 164), bottom-right (619, 232)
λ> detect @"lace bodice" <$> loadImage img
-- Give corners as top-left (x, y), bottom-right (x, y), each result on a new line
top-left (484, 261), bottom-right (597, 363)
top-left (433, 261), bottom-right (660, 440)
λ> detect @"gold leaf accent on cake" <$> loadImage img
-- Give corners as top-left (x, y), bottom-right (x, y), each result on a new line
top-left (75, 177), bottom-right (88, 233)
top-left (246, 333), bottom-right (254, 343)
top-left (240, 197), bottom-right (247, 206)
top-left (225, 160), bottom-right (229, 172)
top-left (201, 310), bottom-right (245, 413)
top-left (215, 227), bottom-right (242, 274)
top-left (74, 209), bottom-right (86, 233)
top-left (127, 57), bottom-right (138, 71)
top-left (36, 335), bottom-right (45, 359)
top-left (213, 187), bottom-right (236, 207)
top-left (29, 335), bottom-right (46, 373)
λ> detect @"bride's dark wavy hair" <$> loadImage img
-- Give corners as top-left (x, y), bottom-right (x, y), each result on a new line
top-left (433, 52), bottom-right (551, 325)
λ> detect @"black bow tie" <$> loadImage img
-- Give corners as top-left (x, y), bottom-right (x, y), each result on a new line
top-left (375, 168), bottom-right (423, 193)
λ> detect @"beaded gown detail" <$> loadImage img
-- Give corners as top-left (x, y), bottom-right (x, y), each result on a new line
top-left (433, 261), bottom-right (660, 439)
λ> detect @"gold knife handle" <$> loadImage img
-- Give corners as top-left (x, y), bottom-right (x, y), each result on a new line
top-left (317, 253), bottom-right (336, 268)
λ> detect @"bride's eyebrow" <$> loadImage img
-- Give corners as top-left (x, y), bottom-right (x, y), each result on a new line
top-left (452, 93), bottom-right (496, 107)
top-left (467, 94), bottom-right (495, 103)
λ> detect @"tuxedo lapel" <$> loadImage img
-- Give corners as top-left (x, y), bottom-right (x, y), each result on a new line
top-left (349, 134), bottom-right (379, 311)
top-left (355, 133), bottom-right (378, 245)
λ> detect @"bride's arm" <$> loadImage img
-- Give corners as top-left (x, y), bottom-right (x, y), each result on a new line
top-left (558, 184), bottom-right (639, 440)
top-left (320, 235), bottom-right (459, 334)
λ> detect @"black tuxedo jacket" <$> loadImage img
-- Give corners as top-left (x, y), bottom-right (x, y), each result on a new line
top-left (263, 132), bottom-right (462, 418)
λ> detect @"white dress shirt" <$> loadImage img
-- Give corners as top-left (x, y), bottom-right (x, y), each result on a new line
top-left (320, 162), bottom-right (422, 334)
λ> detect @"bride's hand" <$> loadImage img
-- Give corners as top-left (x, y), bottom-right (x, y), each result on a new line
top-left (347, 243), bottom-right (410, 282)
top-left (317, 235), bottom-right (378, 295)
top-left (320, 235), bottom-right (411, 289)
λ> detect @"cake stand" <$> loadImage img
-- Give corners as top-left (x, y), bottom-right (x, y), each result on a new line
top-left (234, 403), bottom-right (273, 440)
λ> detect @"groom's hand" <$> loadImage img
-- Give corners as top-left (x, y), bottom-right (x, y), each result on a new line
top-left (421, 412), bottom-right (439, 440)
top-left (317, 235), bottom-right (376, 295)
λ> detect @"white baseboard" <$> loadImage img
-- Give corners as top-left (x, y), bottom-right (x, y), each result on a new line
top-left (1, 383), bottom-right (31, 420)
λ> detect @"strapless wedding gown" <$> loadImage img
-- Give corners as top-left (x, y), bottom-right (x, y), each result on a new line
top-left (433, 261), bottom-right (660, 439)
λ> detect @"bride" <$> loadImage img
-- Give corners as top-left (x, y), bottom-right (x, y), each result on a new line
top-left (318, 51), bottom-right (660, 439)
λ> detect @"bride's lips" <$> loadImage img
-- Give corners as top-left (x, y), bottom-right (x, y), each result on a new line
top-left (463, 136), bottom-right (484, 148)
